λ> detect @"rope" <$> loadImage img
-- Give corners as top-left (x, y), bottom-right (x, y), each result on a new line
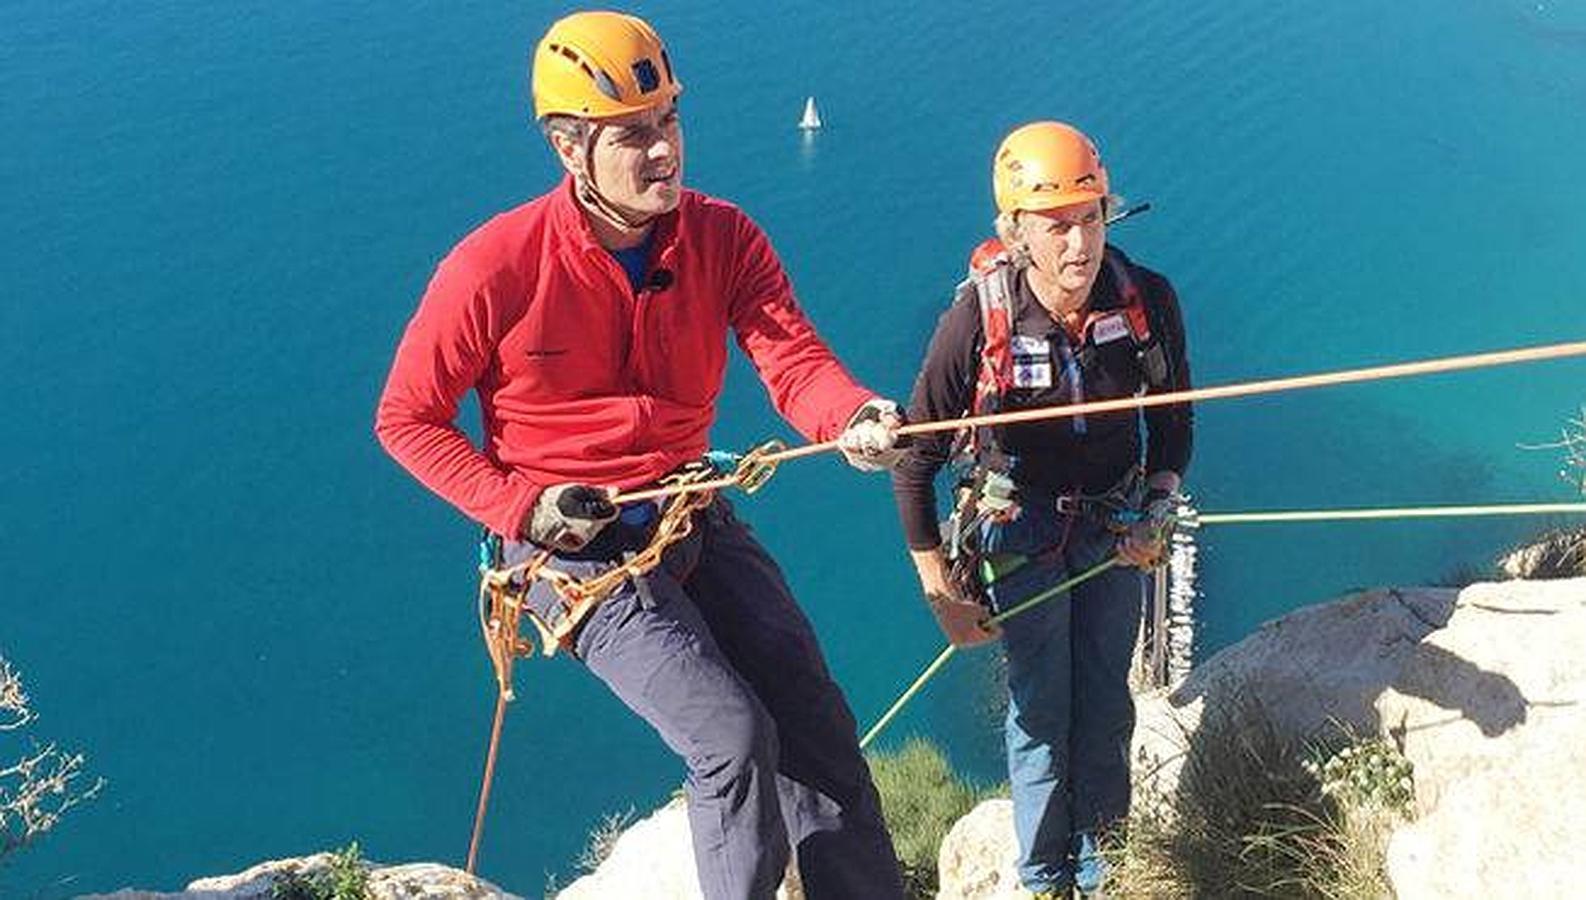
top-left (612, 339), bottom-right (1586, 505)
top-left (466, 693), bottom-right (508, 874)
top-left (612, 440), bottom-right (784, 504)
top-left (856, 494), bottom-right (1586, 752)
top-left (1190, 501), bottom-right (1586, 526)
top-left (858, 556), bottom-right (1122, 750)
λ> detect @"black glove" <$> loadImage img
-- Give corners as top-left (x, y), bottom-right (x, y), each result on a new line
top-left (524, 484), bottom-right (619, 552)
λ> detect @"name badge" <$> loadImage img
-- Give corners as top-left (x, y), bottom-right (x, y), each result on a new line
top-left (1010, 334), bottom-right (1052, 388)
top-left (1091, 313), bottom-right (1131, 345)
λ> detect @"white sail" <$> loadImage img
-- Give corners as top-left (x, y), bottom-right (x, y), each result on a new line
top-left (798, 96), bottom-right (822, 130)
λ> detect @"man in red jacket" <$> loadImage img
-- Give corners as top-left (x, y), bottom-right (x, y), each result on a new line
top-left (375, 11), bottom-right (906, 899)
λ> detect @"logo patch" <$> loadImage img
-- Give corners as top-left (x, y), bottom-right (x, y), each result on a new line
top-left (1091, 313), bottom-right (1130, 345)
top-left (1010, 334), bottom-right (1052, 388)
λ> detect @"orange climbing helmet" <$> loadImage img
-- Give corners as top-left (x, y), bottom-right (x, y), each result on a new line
top-left (992, 121), bottom-right (1109, 214)
top-left (532, 11), bottom-right (682, 120)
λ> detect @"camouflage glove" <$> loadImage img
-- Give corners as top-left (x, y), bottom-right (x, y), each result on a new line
top-left (524, 484), bottom-right (619, 552)
top-left (838, 398), bottom-right (906, 472)
top-left (1119, 488), bottom-right (1178, 569)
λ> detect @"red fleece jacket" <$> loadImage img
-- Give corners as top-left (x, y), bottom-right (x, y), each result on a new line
top-left (375, 178), bottom-right (874, 537)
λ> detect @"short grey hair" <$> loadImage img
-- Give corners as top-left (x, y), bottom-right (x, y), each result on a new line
top-left (994, 195), bottom-right (1118, 261)
top-left (540, 114), bottom-right (591, 148)
top-left (994, 211), bottom-right (1032, 264)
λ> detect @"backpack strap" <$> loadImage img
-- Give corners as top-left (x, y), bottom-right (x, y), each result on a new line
top-left (970, 257), bottom-right (1016, 418)
top-left (959, 241), bottom-right (1020, 470)
top-left (1102, 246), bottom-right (1171, 390)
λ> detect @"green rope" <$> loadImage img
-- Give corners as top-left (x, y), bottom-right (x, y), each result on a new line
top-left (857, 498), bottom-right (1586, 751)
top-left (1194, 501), bottom-right (1586, 526)
top-left (858, 555), bottom-right (1123, 750)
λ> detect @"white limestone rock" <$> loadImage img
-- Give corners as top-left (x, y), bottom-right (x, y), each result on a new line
top-left (1378, 578), bottom-right (1586, 898)
top-left (554, 798), bottom-right (803, 900)
top-left (1128, 577), bottom-right (1586, 897)
top-left (75, 854), bottom-right (521, 899)
top-left (1130, 584), bottom-right (1459, 812)
top-left (934, 798), bottom-right (1024, 900)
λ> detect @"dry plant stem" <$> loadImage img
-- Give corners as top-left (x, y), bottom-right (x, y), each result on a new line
top-left (1, 745), bottom-right (106, 856)
top-left (0, 660), bottom-right (35, 731)
top-left (0, 657), bottom-right (105, 858)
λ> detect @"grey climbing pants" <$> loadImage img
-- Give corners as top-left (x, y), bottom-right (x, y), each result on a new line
top-left (507, 497), bottom-right (904, 900)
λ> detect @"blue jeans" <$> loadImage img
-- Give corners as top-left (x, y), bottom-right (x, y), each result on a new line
top-left (981, 502), bottom-right (1145, 893)
top-left (506, 497), bottom-right (904, 900)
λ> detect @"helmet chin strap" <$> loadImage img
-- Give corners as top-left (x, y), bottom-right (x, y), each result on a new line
top-left (575, 123), bottom-right (657, 233)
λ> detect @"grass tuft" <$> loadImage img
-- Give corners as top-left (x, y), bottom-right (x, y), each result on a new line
top-left (868, 737), bottom-right (1001, 899)
top-left (576, 807), bottom-right (636, 874)
top-left (1108, 701), bottom-right (1410, 898)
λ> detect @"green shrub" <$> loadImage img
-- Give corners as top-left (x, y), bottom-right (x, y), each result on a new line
top-left (867, 737), bottom-right (1000, 899)
top-left (1305, 737), bottom-right (1414, 816)
top-left (270, 842), bottom-right (371, 900)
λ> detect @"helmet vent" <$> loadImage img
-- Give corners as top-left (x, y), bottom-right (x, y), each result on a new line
top-left (591, 69), bottom-right (621, 101)
top-left (659, 50), bottom-right (674, 84)
top-left (632, 58), bottom-right (660, 93)
top-left (548, 42), bottom-right (622, 101)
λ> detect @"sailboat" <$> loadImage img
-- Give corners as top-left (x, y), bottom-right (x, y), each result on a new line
top-left (798, 96), bottom-right (822, 130)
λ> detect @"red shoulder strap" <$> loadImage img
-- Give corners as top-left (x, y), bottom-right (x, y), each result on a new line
top-left (967, 240), bottom-right (1015, 417)
top-left (1103, 247), bottom-right (1152, 341)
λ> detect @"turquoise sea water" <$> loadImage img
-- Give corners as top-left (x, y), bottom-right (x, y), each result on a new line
top-left (4, 1), bottom-right (1584, 894)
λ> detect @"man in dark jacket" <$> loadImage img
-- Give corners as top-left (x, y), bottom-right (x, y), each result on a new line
top-left (892, 121), bottom-right (1193, 899)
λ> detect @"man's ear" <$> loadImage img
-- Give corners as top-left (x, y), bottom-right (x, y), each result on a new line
top-left (548, 130), bottom-right (585, 178)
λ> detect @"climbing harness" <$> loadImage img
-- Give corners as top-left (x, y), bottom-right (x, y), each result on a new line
top-left (864, 477), bottom-right (1186, 752)
top-left (943, 466), bottom-right (1168, 602)
top-left (465, 440), bottom-right (784, 873)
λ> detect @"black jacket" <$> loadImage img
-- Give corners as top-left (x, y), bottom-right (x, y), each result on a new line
top-left (891, 246), bottom-right (1193, 549)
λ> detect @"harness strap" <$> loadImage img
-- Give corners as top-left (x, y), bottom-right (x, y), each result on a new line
top-left (464, 441), bottom-right (787, 872)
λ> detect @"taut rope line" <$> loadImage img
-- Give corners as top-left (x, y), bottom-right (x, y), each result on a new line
top-left (1192, 502), bottom-right (1586, 526)
top-left (613, 339), bottom-right (1586, 505)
